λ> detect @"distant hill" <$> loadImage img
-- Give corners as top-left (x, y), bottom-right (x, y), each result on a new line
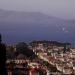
top-left (0, 9), bottom-right (75, 46)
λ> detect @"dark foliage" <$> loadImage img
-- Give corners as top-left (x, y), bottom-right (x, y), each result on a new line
top-left (16, 42), bottom-right (35, 58)
top-left (30, 40), bottom-right (71, 47)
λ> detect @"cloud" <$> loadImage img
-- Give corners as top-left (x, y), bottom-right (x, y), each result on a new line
top-left (62, 27), bottom-right (69, 33)
top-left (62, 27), bottom-right (65, 31)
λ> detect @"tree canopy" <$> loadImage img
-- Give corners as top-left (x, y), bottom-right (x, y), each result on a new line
top-left (16, 42), bottom-right (35, 58)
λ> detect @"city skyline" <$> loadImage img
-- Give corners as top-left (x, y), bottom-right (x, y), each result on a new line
top-left (0, 1), bottom-right (75, 75)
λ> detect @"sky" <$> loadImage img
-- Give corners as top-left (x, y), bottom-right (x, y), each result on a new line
top-left (0, 0), bottom-right (75, 19)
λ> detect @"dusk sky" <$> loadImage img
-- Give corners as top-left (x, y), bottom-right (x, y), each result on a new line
top-left (0, 0), bottom-right (75, 19)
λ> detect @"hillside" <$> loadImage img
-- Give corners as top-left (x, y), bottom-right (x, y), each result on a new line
top-left (0, 9), bottom-right (75, 46)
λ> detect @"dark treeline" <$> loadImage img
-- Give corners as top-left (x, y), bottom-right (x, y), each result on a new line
top-left (7, 42), bottom-right (36, 59)
top-left (16, 42), bottom-right (35, 58)
top-left (29, 40), bottom-right (71, 47)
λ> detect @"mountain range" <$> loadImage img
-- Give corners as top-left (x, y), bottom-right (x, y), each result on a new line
top-left (0, 9), bottom-right (75, 46)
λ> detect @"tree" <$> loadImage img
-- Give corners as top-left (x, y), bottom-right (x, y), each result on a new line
top-left (6, 46), bottom-right (15, 59)
top-left (16, 42), bottom-right (35, 58)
